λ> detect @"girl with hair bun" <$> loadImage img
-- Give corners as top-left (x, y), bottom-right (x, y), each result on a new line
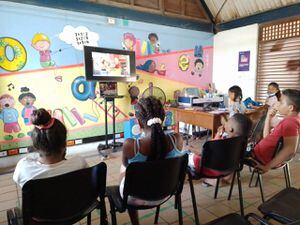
top-left (13, 108), bottom-right (88, 187)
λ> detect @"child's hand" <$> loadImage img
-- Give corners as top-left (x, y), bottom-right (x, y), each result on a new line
top-left (217, 125), bottom-right (225, 137)
top-left (267, 107), bottom-right (277, 118)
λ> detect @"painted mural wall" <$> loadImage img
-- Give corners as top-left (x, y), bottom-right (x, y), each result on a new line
top-left (0, 2), bottom-right (213, 156)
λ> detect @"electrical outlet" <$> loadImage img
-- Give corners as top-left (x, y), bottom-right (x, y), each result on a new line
top-left (107, 17), bottom-right (115, 25)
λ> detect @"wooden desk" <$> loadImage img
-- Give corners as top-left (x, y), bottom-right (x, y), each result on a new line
top-left (169, 107), bottom-right (228, 137)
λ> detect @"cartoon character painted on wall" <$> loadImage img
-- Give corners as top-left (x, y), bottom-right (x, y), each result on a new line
top-left (31, 33), bottom-right (56, 68)
top-left (122, 33), bottom-right (136, 51)
top-left (128, 86), bottom-right (140, 105)
top-left (136, 60), bottom-right (156, 73)
top-left (146, 33), bottom-right (160, 55)
top-left (157, 63), bottom-right (166, 75)
top-left (191, 59), bottom-right (204, 77)
top-left (0, 94), bottom-right (24, 140)
top-left (18, 87), bottom-right (37, 125)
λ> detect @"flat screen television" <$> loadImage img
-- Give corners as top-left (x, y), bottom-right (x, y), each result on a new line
top-left (84, 46), bottom-right (136, 82)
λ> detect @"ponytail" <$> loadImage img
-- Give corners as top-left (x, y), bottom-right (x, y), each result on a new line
top-left (135, 96), bottom-right (167, 161)
top-left (275, 91), bottom-right (281, 101)
top-left (148, 123), bottom-right (167, 161)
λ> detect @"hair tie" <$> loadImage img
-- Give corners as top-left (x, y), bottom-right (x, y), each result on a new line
top-left (147, 117), bottom-right (162, 126)
top-left (35, 118), bottom-right (55, 130)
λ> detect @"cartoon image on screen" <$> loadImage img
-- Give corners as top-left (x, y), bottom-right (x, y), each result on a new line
top-left (92, 52), bottom-right (130, 77)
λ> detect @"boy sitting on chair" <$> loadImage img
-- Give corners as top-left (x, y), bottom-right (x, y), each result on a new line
top-left (250, 89), bottom-right (300, 173)
top-left (188, 113), bottom-right (252, 176)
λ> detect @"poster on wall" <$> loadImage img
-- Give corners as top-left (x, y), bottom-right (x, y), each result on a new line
top-left (238, 51), bottom-right (250, 71)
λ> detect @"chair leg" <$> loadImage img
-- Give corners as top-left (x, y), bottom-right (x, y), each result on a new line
top-left (108, 198), bottom-right (117, 225)
top-left (214, 178), bottom-right (220, 199)
top-left (154, 206), bottom-right (160, 224)
top-left (87, 212), bottom-right (91, 225)
top-left (283, 166), bottom-right (289, 188)
top-left (228, 171), bottom-right (236, 200)
top-left (257, 173), bottom-right (265, 203)
top-left (205, 129), bottom-right (210, 142)
top-left (248, 170), bottom-right (254, 187)
top-left (100, 198), bottom-right (108, 225)
top-left (174, 195), bottom-right (178, 209)
top-left (177, 195), bottom-right (183, 225)
top-left (188, 172), bottom-right (200, 225)
top-left (249, 170), bottom-right (259, 188)
top-left (255, 172), bottom-right (259, 187)
top-left (237, 171), bottom-right (244, 216)
top-left (285, 164), bottom-right (292, 187)
top-left (249, 166), bottom-right (252, 173)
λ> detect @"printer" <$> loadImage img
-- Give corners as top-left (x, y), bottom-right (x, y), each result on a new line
top-left (177, 88), bottom-right (200, 107)
top-left (178, 88), bottom-right (224, 108)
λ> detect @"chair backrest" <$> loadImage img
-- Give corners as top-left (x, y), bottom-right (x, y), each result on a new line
top-left (123, 154), bottom-right (188, 204)
top-left (272, 136), bottom-right (284, 158)
top-left (200, 136), bottom-right (247, 177)
top-left (22, 162), bottom-right (107, 225)
top-left (249, 114), bottom-right (267, 144)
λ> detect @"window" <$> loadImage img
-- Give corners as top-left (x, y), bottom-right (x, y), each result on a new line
top-left (256, 17), bottom-right (300, 102)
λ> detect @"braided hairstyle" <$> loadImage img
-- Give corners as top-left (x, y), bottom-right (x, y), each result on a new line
top-left (135, 96), bottom-right (167, 161)
top-left (31, 108), bottom-right (67, 156)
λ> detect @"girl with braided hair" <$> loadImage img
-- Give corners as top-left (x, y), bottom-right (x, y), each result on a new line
top-left (120, 96), bottom-right (187, 225)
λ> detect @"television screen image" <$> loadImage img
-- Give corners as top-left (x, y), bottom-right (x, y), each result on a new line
top-left (84, 46), bottom-right (136, 82)
top-left (92, 52), bottom-right (130, 77)
top-left (99, 82), bottom-right (118, 96)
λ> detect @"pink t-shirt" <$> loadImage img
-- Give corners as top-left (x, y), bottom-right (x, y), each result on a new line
top-left (254, 116), bottom-right (300, 165)
top-left (24, 107), bottom-right (34, 118)
top-left (39, 50), bottom-right (51, 62)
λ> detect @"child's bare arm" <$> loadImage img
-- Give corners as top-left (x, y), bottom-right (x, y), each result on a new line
top-left (263, 108), bottom-right (277, 138)
top-left (256, 136), bottom-right (298, 173)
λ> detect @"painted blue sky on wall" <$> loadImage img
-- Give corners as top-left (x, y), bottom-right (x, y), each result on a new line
top-left (0, 2), bottom-right (213, 73)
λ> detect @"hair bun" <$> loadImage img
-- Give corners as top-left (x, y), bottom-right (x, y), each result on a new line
top-left (31, 108), bottom-right (51, 126)
top-left (21, 87), bottom-right (30, 93)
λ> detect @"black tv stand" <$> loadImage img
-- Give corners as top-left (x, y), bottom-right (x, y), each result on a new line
top-left (97, 95), bottom-right (124, 156)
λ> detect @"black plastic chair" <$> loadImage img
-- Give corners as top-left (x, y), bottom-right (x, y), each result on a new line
top-left (188, 136), bottom-right (248, 225)
top-left (204, 213), bottom-right (269, 225)
top-left (241, 136), bottom-right (293, 203)
top-left (258, 187), bottom-right (300, 224)
top-left (7, 162), bottom-right (108, 225)
top-left (105, 154), bottom-right (188, 225)
top-left (248, 114), bottom-right (267, 145)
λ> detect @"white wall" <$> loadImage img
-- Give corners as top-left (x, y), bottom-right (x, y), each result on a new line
top-left (213, 24), bottom-right (259, 99)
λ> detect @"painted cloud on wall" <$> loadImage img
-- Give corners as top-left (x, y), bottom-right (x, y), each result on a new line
top-left (59, 25), bottom-right (99, 50)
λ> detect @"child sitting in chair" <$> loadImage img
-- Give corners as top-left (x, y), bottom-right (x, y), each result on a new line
top-left (13, 108), bottom-right (88, 187)
top-left (249, 89), bottom-right (300, 173)
top-left (228, 85), bottom-right (248, 118)
top-left (188, 113), bottom-right (252, 175)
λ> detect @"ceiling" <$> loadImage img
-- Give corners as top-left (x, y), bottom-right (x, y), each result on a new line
top-left (203, 0), bottom-right (300, 24)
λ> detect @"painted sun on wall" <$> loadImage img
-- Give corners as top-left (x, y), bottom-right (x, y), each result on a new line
top-left (0, 2), bottom-right (213, 156)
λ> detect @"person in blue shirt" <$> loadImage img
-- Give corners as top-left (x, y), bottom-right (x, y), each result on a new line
top-left (120, 96), bottom-right (186, 225)
top-left (0, 94), bottom-right (24, 140)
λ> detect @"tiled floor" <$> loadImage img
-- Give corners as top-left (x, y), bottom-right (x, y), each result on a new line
top-left (0, 138), bottom-right (299, 225)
